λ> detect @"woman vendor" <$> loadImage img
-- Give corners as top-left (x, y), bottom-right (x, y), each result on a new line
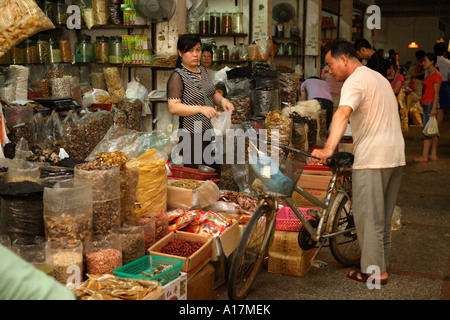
top-left (167, 34), bottom-right (234, 176)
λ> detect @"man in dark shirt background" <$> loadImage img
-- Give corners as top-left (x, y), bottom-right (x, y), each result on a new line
top-left (354, 39), bottom-right (388, 77)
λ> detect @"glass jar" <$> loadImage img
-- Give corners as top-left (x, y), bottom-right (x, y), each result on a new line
top-left (24, 39), bottom-right (38, 64)
top-left (187, 23), bottom-right (197, 34)
top-left (11, 42), bottom-right (25, 65)
top-left (94, 36), bottom-right (109, 63)
top-left (210, 11), bottom-right (220, 35)
top-left (49, 38), bottom-right (62, 63)
top-left (75, 34), bottom-right (94, 63)
top-left (212, 45), bottom-right (220, 62)
top-left (220, 45), bottom-right (229, 61)
top-left (0, 50), bottom-right (11, 65)
top-left (198, 13), bottom-right (209, 35)
top-left (233, 12), bottom-right (244, 34)
top-left (287, 42), bottom-right (295, 56)
top-left (277, 42), bottom-right (285, 56)
top-left (107, 0), bottom-right (122, 25)
top-left (108, 36), bottom-right (123, 64)
top-left (222, 12), bottom-right (233, 34)
top-left (59, 39), bottom-right (72, 63)
top-left (37, 35), bottom-right (50, 64)
top-left (55, 0), bottom-right (68, 25)
top-left (44, 0), bottom-right (57, 25)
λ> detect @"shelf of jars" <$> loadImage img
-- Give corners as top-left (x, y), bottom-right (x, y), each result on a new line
top-left (191, 33), bottom-right (248, 38)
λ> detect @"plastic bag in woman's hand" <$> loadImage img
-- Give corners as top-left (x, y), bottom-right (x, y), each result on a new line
top-left (210, 111), bottom-right (232, 136)
top-left (423, 116), bottom-right (439, 136)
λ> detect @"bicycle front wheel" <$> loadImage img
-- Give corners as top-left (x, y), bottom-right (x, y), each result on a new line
top-left (329, 195), bottom-right (361, 266)
top-left (228, 204), bottom-right (275, 300)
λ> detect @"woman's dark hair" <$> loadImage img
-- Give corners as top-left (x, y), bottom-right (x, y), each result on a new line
top-left (415, 49), bottom-right (426, 61)
top-left (385, 57), bottom-right (398, 71)
top-left (176, 34), bottom-right (201, 68)
top-left (202, 46), bottom-right (213, 55)
top-left (434, 42), bottom-right (447, 56)
top-left (425, 52), bottom-right (438, 66)
top-left (326, 40), bottom-right (357, 59)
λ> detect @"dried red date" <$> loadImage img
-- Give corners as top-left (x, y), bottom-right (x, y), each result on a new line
top-left (159, 238), bottom-right (204, 258)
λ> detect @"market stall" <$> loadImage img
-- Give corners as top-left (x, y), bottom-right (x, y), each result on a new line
top-left (0, 0), bottom-right (330, 301)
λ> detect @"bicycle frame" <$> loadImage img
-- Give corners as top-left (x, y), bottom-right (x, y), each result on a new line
top-left (284, 168), bottom-right (353, 244)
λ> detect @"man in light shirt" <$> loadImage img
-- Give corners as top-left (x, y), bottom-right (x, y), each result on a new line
top-left (312, 40), bottom-right (406, 286)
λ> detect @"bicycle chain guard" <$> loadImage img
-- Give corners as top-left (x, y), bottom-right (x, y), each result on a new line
top-left (298, 219), bottom-right (318, 250)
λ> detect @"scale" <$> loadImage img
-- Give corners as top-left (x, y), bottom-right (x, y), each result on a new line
top-left (32, 98), bottom-right (82, 112)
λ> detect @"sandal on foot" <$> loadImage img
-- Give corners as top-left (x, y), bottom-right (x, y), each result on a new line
top-left (429, 157), bottom-right (438, 162)
top-left (347, 271), bottom-right (388, 285)
top-left (414, 158), bottom-right (428, 163)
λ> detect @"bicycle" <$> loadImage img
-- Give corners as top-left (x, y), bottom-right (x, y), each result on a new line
top-left (227, 142), bottom-right (360, 300)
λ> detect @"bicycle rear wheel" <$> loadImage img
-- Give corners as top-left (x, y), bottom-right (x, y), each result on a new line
top-left (329, 195), bottom-right (361, 266)
top-left (228, 204), bottom-right (275, 300)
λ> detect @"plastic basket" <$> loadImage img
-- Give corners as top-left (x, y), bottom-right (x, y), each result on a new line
top-left (275, 207), bottom-right (316, 232)
top-left (171, 166), bottom-right (217, 180)
top-left (248, 157), bottom-right (306, 197)
top-left (113, 255), bottom-right (184, 285)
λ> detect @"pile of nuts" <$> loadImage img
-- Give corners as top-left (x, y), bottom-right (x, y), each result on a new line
top-left (86, 248), bottom-right (122, 274)
top-left (159, 238), bottom-right (204, 258)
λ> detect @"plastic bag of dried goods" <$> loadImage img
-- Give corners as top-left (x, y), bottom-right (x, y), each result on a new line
top-left (0, 0), bottom-right (54, 57)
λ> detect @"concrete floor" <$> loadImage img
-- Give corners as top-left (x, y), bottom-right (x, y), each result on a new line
top-left (216, 112), bottom-right (450, 301)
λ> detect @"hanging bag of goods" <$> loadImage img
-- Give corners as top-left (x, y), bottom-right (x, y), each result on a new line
top-left (0, 0), bottom-right (55, 58)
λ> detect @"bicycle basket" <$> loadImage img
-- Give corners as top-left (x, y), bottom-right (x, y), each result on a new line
top-left (248, 151), bottom-right (306, 197)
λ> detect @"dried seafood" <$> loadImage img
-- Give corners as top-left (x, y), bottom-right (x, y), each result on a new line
top-left (219, 191), bottom-right (258, 215)
top-left (73, 274), bottom-right (159, 300)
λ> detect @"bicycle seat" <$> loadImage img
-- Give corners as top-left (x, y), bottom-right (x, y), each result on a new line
top-left (326, 152), bottom-right (354, 169)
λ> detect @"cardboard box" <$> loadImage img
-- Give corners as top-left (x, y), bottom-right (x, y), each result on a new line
top-left (211, 221), bottom-right (241, 261)
top-left (338, 142), bottom-right (354, 153)
top-left (268, 231), bottom-right (317, 277)
top-left (292, 167), bottom-right (332, 208)
top-left (187, 263), bottom-right (215, 300)
top-left (149, 231), bottom-right (212, 280)
top-left (163, 272), bottom-right (187, 300)
top-left (167, 180), bottom-right (221, 210)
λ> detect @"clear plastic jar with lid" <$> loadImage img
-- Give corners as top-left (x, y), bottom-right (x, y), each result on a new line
top-left (212, 45), bottom-right (220, 62)
top-left (222, 12), bottom-right (233, 34)
top-left (233, 12), bottom-right (244, 34)
top-left (0, 50), bottom-right (12, 65)
top-left (55, 0), bottom-right (68, 25)
top-left (94, 36), bottom-right (109, 63)
top-left (210, 12), bottom-right (220, 34)
top-left (49, 38), bottom-right (62, 63)
top-left (37, 35), bottom-right (50, 64)
top-left (187, 23), bottom-right (197, 34)
top-left (24, 39), bottom-right (38, 64)
top-left (108, 36), bottom-right (123, 64)
top-left (220, 45), bottom-right (229, 61)
top-left (11, 42), bottom-right (25, 64)
top-left (75, 34), bottom-right (94, 63)
top-left (44, 0), bottom-right (57, 25)
top-left (107, 0), bottom-right (123, 25)
top-left (287, 42), bottom-right (295, 56)
top-left (198, 13), bottom-right (209, 35)
top-left (59, 39), bottom-right (72, 63)
top-left (277, 42), bottom-right (285, 56)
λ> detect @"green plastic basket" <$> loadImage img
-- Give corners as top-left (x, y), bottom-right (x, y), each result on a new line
top-left (113, 255), bottom-right (184, 285)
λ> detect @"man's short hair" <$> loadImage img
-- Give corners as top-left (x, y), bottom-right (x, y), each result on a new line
top-left (326, 40), bottom-right (357, 60)
top-left (434, 42), bottom-right (447, 56)
top-left (354, 39), bottom-right (372, 51)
